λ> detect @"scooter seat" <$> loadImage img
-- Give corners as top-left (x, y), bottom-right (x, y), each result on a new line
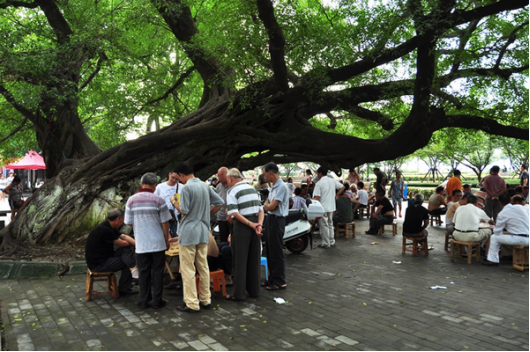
top-left (286, 209), bottom-right (303, 224)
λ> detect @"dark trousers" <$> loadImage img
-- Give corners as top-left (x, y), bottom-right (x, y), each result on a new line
top-left (369, 215), bottom-right (394, 231)
top-left (429, 207), bottom-right (447, 216)
top-left (218, 220), bottom-right (232, 243)
top-left (207, 242), bottom-right (233, 276)
top-left (232, 216), bottom-right (261, 299)
top-left (265, 215), bottom-right (286, 286)
top-left (91, 246), bottom-right (136, 292)
top-left (136, 250), bottom-right (166, 304)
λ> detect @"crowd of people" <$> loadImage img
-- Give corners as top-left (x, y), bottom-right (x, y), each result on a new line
top-left (83, 162), bottom-right (529, 312)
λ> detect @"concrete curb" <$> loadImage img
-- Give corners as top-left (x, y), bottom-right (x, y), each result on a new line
top-left (0, 260), bottom-right (87, 279)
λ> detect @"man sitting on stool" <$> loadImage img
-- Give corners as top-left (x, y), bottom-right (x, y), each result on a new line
top-left (85, 208), bottom-right (138, 296)
top-left (403, 194), bottom-right (429, 238)
top-left (365, 191), bottom-right (394, 235)
top-left (483, 193), bottom-right (529, 266)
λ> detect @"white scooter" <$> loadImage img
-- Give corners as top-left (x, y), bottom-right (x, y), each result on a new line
top-left (279, 200), bottom-right (324, 254)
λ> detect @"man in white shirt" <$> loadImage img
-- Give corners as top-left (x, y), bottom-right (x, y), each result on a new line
top-left (352, 181), bottom-right (368, 219)
top-left (154, 170), bottom-right (184, 238)
top-left (452, 195), bottom-right (494, 244)
top-left (313, 166), bottom-right (345, 248)
top-left (483, 193), bottom-right (529, 265)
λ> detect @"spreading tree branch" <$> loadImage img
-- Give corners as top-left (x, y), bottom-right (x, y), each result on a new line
top-left (79, 52), bottom-right (108, 91)
top-left (256, 0), bottom-right (289, 92)
top-left (0, 0), bottom-right (38, 8)
top-left (0, 116), bottom-right (30, 144)
top-left (35, 0), bottom-right (73, 43)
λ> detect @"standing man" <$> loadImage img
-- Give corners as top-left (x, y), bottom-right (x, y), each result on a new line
top-left (225, 168), bottom-right (264, 301)
top-left (85, 208), bottom-right (138, 296)
top-left (520, 164), bottom-right (529, 187)
top-left (154, 169), bottom-right (183, 238)
top-left (170, 162), bottom-right (224, 312)
top-left (313, 166), bottom-right (345, 248)
top-left (445, 170), bottom-right (463, 202)
top-left (125, 173), bottom-right (172, 309)
top-left (483, 193), bottom-right (529, 265)
top-left (373, 168), bottom-right (388, 195)
top-left (482, 165), bottom-right (507, 221)
top-left (215, 166), bottom-right (232, 243)
top-left (262, 162), bottom-right (290, 290)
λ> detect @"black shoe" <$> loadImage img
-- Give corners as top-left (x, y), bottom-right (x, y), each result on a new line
top-left (317, 244), bottom-right (330, 249)
top-left (481, 259), bottom-right (499, 266)
top-left (153, 300), bottom-right (167, 309)
top-left (200, 302), bottom-right (212, 309)
top-left (177, 304), bottom-right (200, 313)
top-left (136, 301), bottom-right (149, 309)
top-left (120, 289), bottom-right (139, 296)
top-left (365, 230), bottom-right (378, 235)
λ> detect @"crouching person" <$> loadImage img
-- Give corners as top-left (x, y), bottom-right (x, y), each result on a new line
top-left (85, 208), bottom-right (138, 296)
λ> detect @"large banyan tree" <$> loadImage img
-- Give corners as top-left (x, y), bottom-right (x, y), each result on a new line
top-left (0, 0), bottom-right (528, 251)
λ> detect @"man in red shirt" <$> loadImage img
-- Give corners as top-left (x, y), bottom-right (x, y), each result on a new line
top-left (482, 166), bottom-right (507, 221)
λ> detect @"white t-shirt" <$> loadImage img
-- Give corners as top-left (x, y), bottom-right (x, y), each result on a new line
top-left (154, 182), bottom-right (184, 213)
top-left (313, 175), bottom-right (343, 212)
top-left (357, 189), bottom-right (368, 206)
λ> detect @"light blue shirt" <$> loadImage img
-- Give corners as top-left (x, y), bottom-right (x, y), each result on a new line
top-left (178, 178), bottom-right (224, 246)
top-left (268, 177), bottom-right (289, 217)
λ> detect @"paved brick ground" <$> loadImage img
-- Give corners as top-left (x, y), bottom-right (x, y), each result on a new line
top-left (1, 217), bottom-right (528, 351)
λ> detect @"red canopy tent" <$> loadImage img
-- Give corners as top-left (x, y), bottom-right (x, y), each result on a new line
top-left (6, 150), bottom-right (46, 169)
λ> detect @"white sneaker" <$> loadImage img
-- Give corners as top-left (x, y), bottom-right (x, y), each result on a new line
top-left (131, 268), bottom-right (138, 279)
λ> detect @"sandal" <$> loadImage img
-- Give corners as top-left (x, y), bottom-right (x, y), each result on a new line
top-left (265, 284), bottom-right (287, 291)
top-left (225, 295), bottom-right (246, 301)
top-left (261, 280), bottom-right (272, 287)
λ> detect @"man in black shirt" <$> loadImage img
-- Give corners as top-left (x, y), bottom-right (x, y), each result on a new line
top-left (365, 191), bottom-right (394, 234)
top-left (403, 194), bottom-right (429, 238)
top-left (85, 208), bottom-right (138, 295)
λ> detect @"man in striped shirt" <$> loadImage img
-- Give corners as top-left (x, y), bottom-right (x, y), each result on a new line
top-left (124, 172), bottom-right (172, 309)
top-left (225, 168), bottom-right (264, 301)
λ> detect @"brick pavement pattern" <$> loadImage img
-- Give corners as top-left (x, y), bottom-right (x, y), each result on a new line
top-left (1, 218), bottom-right (528, 351)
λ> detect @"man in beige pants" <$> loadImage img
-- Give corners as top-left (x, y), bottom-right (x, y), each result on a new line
top-left (170, 161), bottom-right (224, 312)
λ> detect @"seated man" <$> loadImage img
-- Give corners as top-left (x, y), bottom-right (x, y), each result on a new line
top-left (333, 190), bottom-right (354, 228)
top-left (463, 184), bottom-right (472, 196)
top-left (352, 181), bottom-right (368, 218)
top-left (402, 194), bottom-right (429, 238)
top-left (365, 191), bottom-right (394, 235)
top-left (428, 186), bottom-right (447, 215)
top-left (85, 208), bottom-right (138, 295)
top-left (483, 193), bottom-right (529, 266)
top-left (445, 190), bottom-right (467, 233)
top-left (452, 195), bottom-right (494, 245)
top-left (291, 188), bottom-right (306, 210)
top-left (207, 232), bottom-right (233, 285)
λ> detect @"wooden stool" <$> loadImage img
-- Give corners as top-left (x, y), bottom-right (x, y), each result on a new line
top-left (379, 221), bottom-right (397, 236)
top-left (196, 269), bottom-right (226, 296)
top-left (444, 231), bottom-right (453, 251)
top-left (85, 269), bottom-right (119, 301)
top-left (513, 246), bottom-right (529, 271)
top-left (450, 240), bottom-right (481, 264)
top-left (335, 222), bottom-right (356, 239)
top-left (357, 207), bottom-right (368, 219)
top-left (429, 214), bottom-right (443, 226)
top-left (402, 236), bottom-right (429, 256)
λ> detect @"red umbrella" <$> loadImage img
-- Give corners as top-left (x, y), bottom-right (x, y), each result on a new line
top-left (6, 150), bottom-right (46, 169)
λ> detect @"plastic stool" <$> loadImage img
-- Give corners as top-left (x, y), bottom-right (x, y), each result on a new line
top-left (261, 256), bottom-right (268, 280)
top-left (195, 269), bottom-right (226, 296)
